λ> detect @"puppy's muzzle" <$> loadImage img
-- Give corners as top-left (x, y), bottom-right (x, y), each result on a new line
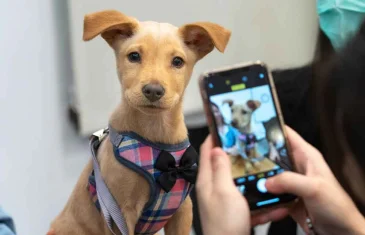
top-left (142, 83), bottom-right (165, 102)
top-left (231, 119), bottom-right (238, 128)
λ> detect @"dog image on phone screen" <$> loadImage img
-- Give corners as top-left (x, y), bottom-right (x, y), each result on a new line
top-left (222, 99), bottom-right (262, 173)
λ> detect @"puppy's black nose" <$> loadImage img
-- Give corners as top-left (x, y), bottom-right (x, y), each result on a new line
top-left (142, 83), bottom-right (165, 102)
top-left (231, 120), bottom-right (238, 127)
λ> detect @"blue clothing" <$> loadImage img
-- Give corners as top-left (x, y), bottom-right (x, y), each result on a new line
top-left (0, 207), bottom-right (15, 235)
top-left (219, 125), bottom-right (239, 148)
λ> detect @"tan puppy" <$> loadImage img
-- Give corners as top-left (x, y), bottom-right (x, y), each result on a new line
top-left (48, 10), bottom-right (230, 235)
top-left (223, 99), bottom-right (261, 173)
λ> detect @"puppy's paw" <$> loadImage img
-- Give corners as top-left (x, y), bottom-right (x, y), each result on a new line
top-left (230, 155), bottom-right (239, 164)
top-left (244, 162), bottom-right (254, 173)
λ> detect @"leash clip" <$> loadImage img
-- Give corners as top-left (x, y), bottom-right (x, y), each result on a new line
top-left (91, 128), bottom-right (109, 142)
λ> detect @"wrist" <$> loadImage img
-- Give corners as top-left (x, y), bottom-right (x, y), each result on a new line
top-left (202, 226), bottom-right (250, 235)
top-left (347, 214), bottom-right (365, 235)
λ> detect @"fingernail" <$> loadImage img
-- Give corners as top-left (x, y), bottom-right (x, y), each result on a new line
top-left (265, 178), bottom-right (273, 188)
top-left (212, 155), bottom-right (224, 169)
top-left (212, 154), bottom-right (221, 163)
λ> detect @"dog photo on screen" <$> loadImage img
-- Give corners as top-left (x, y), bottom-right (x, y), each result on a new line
top-left (210, 85), bottom-right (291, 178)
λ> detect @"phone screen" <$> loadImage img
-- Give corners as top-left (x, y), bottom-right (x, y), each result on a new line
top-left (204, 64), bottom-right (296, 210)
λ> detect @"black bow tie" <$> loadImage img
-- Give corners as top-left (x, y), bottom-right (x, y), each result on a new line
top-left (155, 146), bottom-right (198, 192)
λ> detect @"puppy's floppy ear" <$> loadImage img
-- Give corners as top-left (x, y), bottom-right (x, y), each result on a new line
top-left (179, 22), bottom-right (231, 59)
top-left (222, 99), bottom-right (234, 107)
top-left (247, 100), bottom-right (261, 111)
top-left (83, 10), bottom-right (138, 46)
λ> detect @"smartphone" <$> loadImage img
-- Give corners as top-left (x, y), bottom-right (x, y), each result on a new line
top-left (199, 61), bottom-right (296, 211)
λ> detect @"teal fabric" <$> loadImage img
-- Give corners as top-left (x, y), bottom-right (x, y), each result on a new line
top-left (317, 0), bottom-right (365, 50)
top-left (219, 125), bottom-right (239, 148)
top-left (0, 208), bottom-right (15, 235)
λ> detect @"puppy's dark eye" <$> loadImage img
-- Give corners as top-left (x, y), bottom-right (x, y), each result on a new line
top-left (128, 52), bottom-right (141, 63)
top-left (242, 110), bottom-right (247, 115)
top-left (171, 57), bottom-right (184, 68)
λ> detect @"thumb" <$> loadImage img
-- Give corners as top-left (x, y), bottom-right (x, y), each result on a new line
top-left (211, 148), bottom-right (234, 186)
top-left (266, 172), bottom-right (316, 198)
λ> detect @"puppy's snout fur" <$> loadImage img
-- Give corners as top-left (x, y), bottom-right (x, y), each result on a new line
top-left (142, 83), bottom-right (165, 102)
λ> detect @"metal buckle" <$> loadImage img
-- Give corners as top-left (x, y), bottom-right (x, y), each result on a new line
top-left (92, 128), bottom-right (108, 142)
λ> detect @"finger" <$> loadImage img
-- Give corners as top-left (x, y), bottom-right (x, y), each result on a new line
top-left (289, 200), bottom-right (309, 232)
top-left (251, 207), bottom-right (290, 226)
top-left (266, 172), bottom-right (316, 198)
top-left (200, 135), bottom-right (214, 156)
top-left (286, 126), bottom-right (325, 163)
top-left (211, 148), bottom-right (234, 186)
top-left (285, 126), bottom-right (310, 153)
top-left (285, 126), bottom-right (311, 172)
top-left (196, 136), bottom-right (214, 192)
top-left (285, 126), bottom-right (334, 178)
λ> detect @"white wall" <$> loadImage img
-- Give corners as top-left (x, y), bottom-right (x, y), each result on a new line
top-left (0, 1), bottom-right (79, 234)
top-left (68, 0), bottom-right (319, 136)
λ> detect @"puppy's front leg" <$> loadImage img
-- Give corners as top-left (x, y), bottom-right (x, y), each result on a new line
top-left (164, 196), bottom-right (193, 235)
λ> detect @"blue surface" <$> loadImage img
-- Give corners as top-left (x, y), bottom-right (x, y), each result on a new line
top-left (256, 198), bottom-right (280, 207)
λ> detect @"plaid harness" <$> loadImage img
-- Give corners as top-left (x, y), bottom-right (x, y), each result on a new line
top-left (88, 128), bottom-right (196, 235)
top-left (238, 133), bottom-right (257, 154)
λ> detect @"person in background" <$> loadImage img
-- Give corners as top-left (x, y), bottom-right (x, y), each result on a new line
top-left (266, 2), bottom-right (365, 234)
top-left (314, 16), bottom-right (365, 215)
top-left (299, 0), bottom-right (365, 214)
top-left (210, 102), bottom-right (239, 150)
top-left (0, 207), bottom-right (16, 235)
top-left (191, 2), bottom-right (365, 234)
top-left (196, 4), bottom-right (365, 235)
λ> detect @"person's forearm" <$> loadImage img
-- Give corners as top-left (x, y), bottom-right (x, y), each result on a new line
top-left (350, 216), bottom-right (365, 235)
top-left (343, 212), bottom-right (365, 235)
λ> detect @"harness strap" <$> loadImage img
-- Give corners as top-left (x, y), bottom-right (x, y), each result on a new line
top-left (90, 128), bottom-right (129, 235)
top-left (109, 126), bottom-right (124, 147)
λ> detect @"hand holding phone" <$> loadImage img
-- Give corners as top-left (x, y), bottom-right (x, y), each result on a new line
top-left (197, 126), bottom-right (365, 234)
top-left (199, 62), bottom-right (296, 211)
top-left (197, 137), bottom-right (251, 235)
